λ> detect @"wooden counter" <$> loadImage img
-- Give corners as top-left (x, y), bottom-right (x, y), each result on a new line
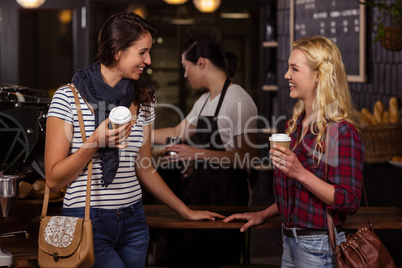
top-left (145, 205), bottom-right (402, 230)
top-left (2, 204), bottom-right (402, 267)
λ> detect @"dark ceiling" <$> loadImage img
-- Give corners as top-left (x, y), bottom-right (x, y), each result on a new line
top-left (97, 0), bottom-right (266, 8)
top-left (91, 0), bottom-right (267, 14)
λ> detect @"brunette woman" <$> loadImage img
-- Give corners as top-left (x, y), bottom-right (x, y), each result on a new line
top-left (45, 13), bottom-right (222, 268)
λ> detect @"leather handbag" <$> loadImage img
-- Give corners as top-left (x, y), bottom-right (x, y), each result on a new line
top-left (38, 84), bottom-right (95, 268)
top-left (325, 162), bottom-right (396, 267)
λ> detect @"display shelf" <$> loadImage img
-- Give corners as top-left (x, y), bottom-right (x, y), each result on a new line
top-left (259, 0), bottom-right (279, 143)
top-left (259, 127), bottom-right (277, 135)
top-left (262, 41), bottom-right (278, 48)
top-left (262, 85), bottom-right (278, 91)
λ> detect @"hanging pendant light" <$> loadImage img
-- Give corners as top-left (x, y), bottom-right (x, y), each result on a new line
top-left (163, 0), bottom-right (188, 4)
top-left (16, 0), bottom-right (46, 8)
top-left (193, 0), bottom-right (221, 13)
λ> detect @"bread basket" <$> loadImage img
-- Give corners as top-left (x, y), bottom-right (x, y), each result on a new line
top-left (360, 122), bottom-right (402, 164)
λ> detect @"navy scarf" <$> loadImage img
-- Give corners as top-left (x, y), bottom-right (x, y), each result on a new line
top-left (72, 62), bottom-right (135, 187)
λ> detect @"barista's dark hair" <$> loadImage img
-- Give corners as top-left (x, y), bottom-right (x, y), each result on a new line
top-left (97, 12), bottom-right (156, 105)
top-left (181, 36), bottom-right (238, 78)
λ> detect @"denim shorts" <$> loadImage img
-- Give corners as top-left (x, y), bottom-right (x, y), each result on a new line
top-left (281, 224), bottom-right (346, 268)
top-left (62, 199), bottom-right (149, 268)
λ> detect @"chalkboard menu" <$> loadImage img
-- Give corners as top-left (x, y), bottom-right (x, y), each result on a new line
top-left (290, 0), bottom-right (366, 82)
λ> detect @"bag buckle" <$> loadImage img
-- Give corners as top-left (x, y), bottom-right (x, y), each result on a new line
top-left (52, 252), bottom-right (59, 262)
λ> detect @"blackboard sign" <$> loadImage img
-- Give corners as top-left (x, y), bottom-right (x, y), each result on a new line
top-left (290, 0), bottom-right (366, 82)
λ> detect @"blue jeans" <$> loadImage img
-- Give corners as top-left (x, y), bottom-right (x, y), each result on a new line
top-left (281, 225), bottom-right (346, 268)
top-left (62, 199), bottom-right (149, 268)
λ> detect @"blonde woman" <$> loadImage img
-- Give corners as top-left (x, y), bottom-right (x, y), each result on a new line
top-left (225, 36), bottom-right (364, 267)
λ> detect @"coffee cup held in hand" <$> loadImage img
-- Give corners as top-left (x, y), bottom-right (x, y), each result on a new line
top-left (165, 137), bottom-right (182, 156)
top-left (269, 134), bottom-right (291, 150)
top-left (109, 106), bottom-right (132, 129)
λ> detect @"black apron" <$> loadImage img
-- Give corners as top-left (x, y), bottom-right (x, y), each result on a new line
top-left (169, 79), bottom-right (247, 268)
top-left (190, 78), bottom-right (249, 206)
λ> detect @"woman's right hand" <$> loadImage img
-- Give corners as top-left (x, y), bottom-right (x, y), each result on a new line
top-left (182, 209), bottom-right (225, 221)
top-left (93, 118), bottom-right (132, 149)
top-left (223, 211), bottom-right (268, 232)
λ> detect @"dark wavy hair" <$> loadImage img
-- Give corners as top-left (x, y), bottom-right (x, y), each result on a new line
top-left (97, 12), bottom-right (156, 105)
top-left (181, 36), bottom-right (238, 78)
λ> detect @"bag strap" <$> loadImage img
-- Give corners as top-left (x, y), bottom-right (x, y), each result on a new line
top-left (325, 152), bottom-right (371, 252)
top-left (325, 162), bottom-right (338, 252)
top-left (41, 83), bottom-right (92, 221)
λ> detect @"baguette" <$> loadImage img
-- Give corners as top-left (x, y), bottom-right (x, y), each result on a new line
top-left (382, 110), bottom-right (390, 124)
top-left (374, 100), bottom-right (384, 123)
top-left (389, 97), bottom-right (399, 123)
top-left (361, 108), bottom-right (377, 125)
top-left (358, 111), bottom-right (371, 126)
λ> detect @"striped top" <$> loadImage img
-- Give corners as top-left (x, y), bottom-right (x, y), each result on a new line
top-left (47, 85), bottom-right (155, 209)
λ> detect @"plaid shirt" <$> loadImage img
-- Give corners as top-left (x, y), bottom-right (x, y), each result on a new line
top-left (273, 115), bottom-right (365, 229)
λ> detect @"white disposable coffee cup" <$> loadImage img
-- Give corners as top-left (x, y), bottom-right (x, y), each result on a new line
top-left (269, 133), bottom-right (291, 150)
top-left (109, 106), bottom-right (132, 129)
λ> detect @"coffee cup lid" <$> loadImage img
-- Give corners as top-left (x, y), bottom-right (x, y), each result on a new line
top-left (109, 106), bottom-right (132, 124)
top-left (269, 133), bottom-right (291, 142)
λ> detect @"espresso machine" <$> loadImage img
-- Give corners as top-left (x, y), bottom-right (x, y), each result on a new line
top-left (0, 175), bottom-right (20, 266)
top-left (0, 83), bottom-right (49, 266)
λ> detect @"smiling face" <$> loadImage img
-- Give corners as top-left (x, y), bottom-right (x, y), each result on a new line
top-left (284, 49), bottom-right (318, 103)
top-left (114, 32), bottom-right (152, 81)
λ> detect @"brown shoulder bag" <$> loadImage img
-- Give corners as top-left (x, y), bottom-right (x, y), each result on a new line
top-left (325, 162), bottom-right (396, 267)
top-left (38, 84), bottom-right (95, 267)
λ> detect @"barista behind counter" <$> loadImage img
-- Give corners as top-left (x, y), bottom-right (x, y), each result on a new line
top-left (152, 36), bottom-right (258, 267)
top-left (152, 36), bottom-right (258, 207)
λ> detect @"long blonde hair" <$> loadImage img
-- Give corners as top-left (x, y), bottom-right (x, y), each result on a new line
top-left (286, 36), bottom-right (358, 158)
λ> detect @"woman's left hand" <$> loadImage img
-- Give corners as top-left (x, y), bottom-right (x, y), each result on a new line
top-left (165, 144), bottom-right (199, 161)
top-left (183, 209), bottom-right (225, 221)
top-left (270, 145), bottom-right (304, 181)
